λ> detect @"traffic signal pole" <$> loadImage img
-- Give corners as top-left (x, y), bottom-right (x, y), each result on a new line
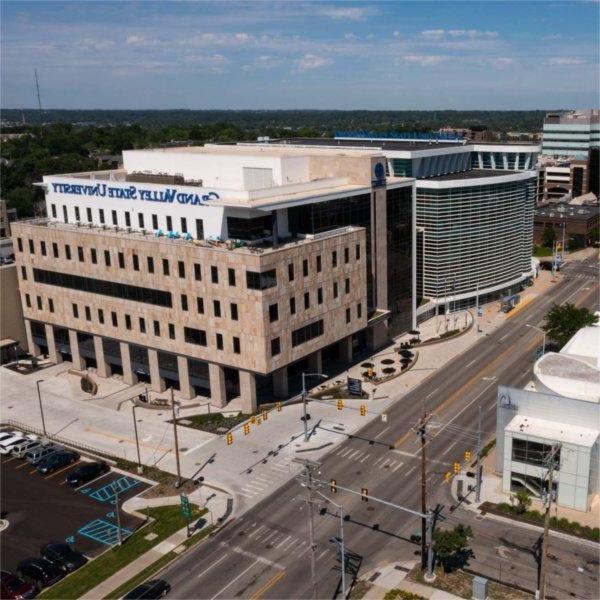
top-left (414, 412), bottom-right (433, 570)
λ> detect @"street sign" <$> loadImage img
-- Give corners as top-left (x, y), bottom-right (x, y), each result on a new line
top-left (381, 413), bottom-right (388, 423)
top-left (347, 377), bottom-right (362, 396)
top-left (180, 493), bottom-right (192, 519)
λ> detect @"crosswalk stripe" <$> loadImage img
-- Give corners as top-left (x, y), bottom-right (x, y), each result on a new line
top-left (391, 461), bottom-right (404, 473)
top-left (237, 490), bottom-right (254, 498)
top-left (241, 487), bottom-right (259, 495)
top-left (348, 450), bottom-right (362, 460)
top-left (360, 454), bottom-right (371, 463)
top-left (276, 534), bottom-right (292, 548)
top-left (373, 455), bottom-right (386, 466)
top-left (262, 530), bottom-right (278, 544)
top-left (339, 448), bottom-right (352, 457)
top-left (248, 525), bottom-right (265, 539)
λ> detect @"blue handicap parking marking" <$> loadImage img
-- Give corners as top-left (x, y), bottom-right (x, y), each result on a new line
top-left (65, 536), bottom-right (75, 544)
top-left (106, 511), bottom-right (115, 518)
top-left (88, 476), bottom-right (140, 503)
top-left (78, 519), bottom-right (131, 546)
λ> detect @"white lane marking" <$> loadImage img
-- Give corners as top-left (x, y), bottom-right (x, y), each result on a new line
top-left (391, 461), bottom-right (404, 473)
top-left (317, 550), bottom-right (328, 561)
top-left (374, 426), bottom-right (391, 440)
top-left (393, 450), bottom-right (416, 458)
top-left (499, 333), bottom-right (509, 342)
top-left (359, 454), bottom-right (371, 463)
top-left (210, 559), bottom-right (260, 599)
top-left (425, 387), bottom-right (440, 399)
top-left (465, 359), bottom-right (477, 369)
top-left (442, 441), bottom-right (458, 457)
top-left (276, 535), bottom-right (292, 548)
top-left (247, 525), bottom-right (265, 539)
top-left (227, 545), bottom-right (284, 568)
top-left (486, 403), bottom-right (497, 413)
top-left (405, 466), bottom-right (416, 477)
top-left (196, 554), bottom-right (229, 579)
top-left (564, 281), bottom-right (588, 303)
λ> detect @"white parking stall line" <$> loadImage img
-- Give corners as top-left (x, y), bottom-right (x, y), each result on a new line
top-left (270, 462), bottom-right (291, 471)
top-left (247, 525), bottom-right (266, 539)
top-left (391, 461), bottom-right (404, 473)
top-left (499, 333), bottom-right (509, 342)
top-left (297, 544), bottom-right (311, 557)
top-left (393, 450), bottom-right (416, 458)
top-left (359, 453), bottom-right (371, 463)
top-left (276, 534), bottom-right (292, 548)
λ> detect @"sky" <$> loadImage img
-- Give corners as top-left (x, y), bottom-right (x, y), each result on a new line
top-left (1, 0), bottom-right (599, 110)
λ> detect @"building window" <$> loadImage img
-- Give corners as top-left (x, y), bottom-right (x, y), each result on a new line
top-left (153, 320), bottom-right (160, 336)
top-left (178, 260), bottom-right (185, 278)
top-left (303, 259), bottom-right (308, 277)
top-left (86, 207), bottom-right (92, 223)
top-left (357, 303), bottom-right (362, 319)
top-left (139, 317), bottom-right (146, 333)
top-left (17, 237), bottom-right (23, 252)
top-left (138, 213), bottom-right (145, 229)
top-left (78, 246), bottom-right (84, 262)
top-left (231, 303), bottom-right (238, 320)
top-left (196, 219), bottom-right (204, 240)
top-left (233, 337), bottom-right (241, 354)
top-left (111, 311), bottom-right (118, 327)
top-left (52, 242), bottom-right (59, 258)
top-left (91, 248), bottom-right (97, 264)
top-left (317, 288), bottom-right (323, 304)
top-left (112, 210), bottom-right (118, 226)
top-left (125, 212), bottom-right (131, 228)
top-left (346, 308), bottom-right (351, 323)
top-left (185, 327), bottom-right (207, 346)
top-left (288, 263), bottom-right (294, 281)
top-left (181, 294), bottom-right (188, 311)
top-left (304, 292), bottom-right (310, 309)
top-left (73, 303), bottom-right (79, 319)
top-left (511, 438), bottom-right (560, 469)
top-left (290, 297), bottom-right (296, 315)
top-left (28, 239), bottom-right (35, 254)
top-left (74, 206), bottom-right (80, 222)
top-left (291, 319), bottom-right (324, 347)
top-left (162, 259), bottom-right (170, 276)
top-left (104, 250), bottom-right (111, 267)
top-left (147, 256), bottom-right (154, 273)
top-left (271, 337), bottom-right (281, 356)
top-left (197, 297), bottom-right (204, 314)
top-left (133, 254), bottom-right (139, 271)
top-left (316, 255), bottom-right (322, 273)
top-left (36, 296), bottom-right (42, 310)
top-left (40, 241), bottom-right (47, 256)
top-left (344, 247), bottom-right (349, 264)
top-left (211, 266), bottom-right (219, 284)
top-left (246, 269), bottom-right (277, 290)
top-left (213, 300), bottom-right (221, 318)
top-left (169, 323), bottom-right (175, 340)
top-left (122, 313), bottom-right (131, 329)
top-left (152, 214), bottom-right (158, 230)
top-left (181, 217), bottom-right (187, 234)
top-left (25, 293), bottom-right (31, 308)
top-left (345, 278), bottom-right (350, 294)
top-left (99, 208), bottom-right (105, 224)
top-left (98, 309), bottom-right (104, 324)
top-left (51, 204), bottom-right (57, 218)
top-left (63, 205), bottom-right (68, 223)
top-left (269, 303), bottom-right (279, 322)
top-left (333, 282), bottom-right (338, 299)
top-left (85, 306), bottom-right (91, 321)
top-left (21, 265), bottom-right (27, 280)
top-left (356, 243), bottom-right (361, 260)
top-left (194, 263), bottom-right (201, 281)
top-left (216, 333), bottom-right (223, 350)
top-left (332, 250), bottom-right (337, 267)
top-left (228, 268), bottom-right (236, 287)
top-left (49, 298), bottom-right (54, 313)
top-left (166, 216), bottom-right (173, 232)
top-left (118, 252), bottom-right (125, 269)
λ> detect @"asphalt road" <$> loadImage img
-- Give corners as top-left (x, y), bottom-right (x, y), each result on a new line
top-left (163, 256), bottom-right (599, 600)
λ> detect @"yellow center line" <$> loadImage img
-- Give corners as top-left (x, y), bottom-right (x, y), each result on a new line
top-left (44, 460), bottom-right (81, 480)
top-left (250, 570), bottom-right (286, 600)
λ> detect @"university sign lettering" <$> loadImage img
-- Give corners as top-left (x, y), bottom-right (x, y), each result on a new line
top-left (50, 182), bottom-right (219, 206)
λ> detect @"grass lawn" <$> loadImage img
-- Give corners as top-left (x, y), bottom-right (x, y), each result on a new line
top-left (40, 505), bottom-right (206, 600)
top-left (178, 412), bottom-right (248, 433)
top-left (533, 245), bottom-right (553, 257)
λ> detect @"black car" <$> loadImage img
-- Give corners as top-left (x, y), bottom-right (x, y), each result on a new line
top-left (40, 542), bottom-right (87, 573)
top-left (17, 558), bottom-right (64, 590)
top-left (65, 461), bottom-right (109, 487)
top-left (0, 570), bottom-right (37, 599)
top-left (36, 450), bottom-right (80, 475)
top-left (124, 579), bottom-right (171, 599)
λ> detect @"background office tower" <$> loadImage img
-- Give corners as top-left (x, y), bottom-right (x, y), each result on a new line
top-left (541, 109), bottom-right (600, 158)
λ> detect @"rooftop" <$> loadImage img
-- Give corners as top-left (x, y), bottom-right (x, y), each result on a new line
top-left (534, 203), bottom-right (599, 220)
top-left (506, 414), bottom-right (598, 447)
top-left (420, 169), bottom-right (510, 181)
top-left (561, 326), bottom-right (600, 368)
top-left (265, 137), bottom-right (462, 151)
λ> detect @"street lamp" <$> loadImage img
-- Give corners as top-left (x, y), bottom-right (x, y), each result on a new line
top-left (130, 401), bottom-right (143, 474)
top-left (526, 324), bottom-right (546, 356)
top-left (35, 379), bottom-right (47, 438)
top-left (301, 372), bottom-right (327, 442)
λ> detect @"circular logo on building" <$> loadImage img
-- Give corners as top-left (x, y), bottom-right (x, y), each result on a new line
top-left (374, 162), bottom-right (385, 180)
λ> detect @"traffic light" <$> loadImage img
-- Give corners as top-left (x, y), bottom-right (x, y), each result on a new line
top-left (464, 450), bottom-right (472, 462)
top-left (444, 471), bottom-right (451, 483)
top-left (276, 402), bottom-right (282, 412)
top-left (337, 399), bottom-right (344, 411)
top-left (226, 432), bottom-right (233, 445)
top-left (256, 417), bottom-right (262, 425)
top-left (250, 415), bottom-right (256, 424)
top-left (262, 409), bottom-right (268, 421)
top-left (361, 487), bottom-right (368, 502)
top-left (243, 424), bottom-right (250, 435)
top-left (453, 461), bottom-right (460, 474)
top-left (360, 404), bottom-right (366, 416)
top-left (330, 479), bottom-right (337, 493)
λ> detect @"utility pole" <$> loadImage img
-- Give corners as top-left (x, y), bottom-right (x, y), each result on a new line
top-left (539, 443), bottom-right (561, 600)
top-left (414, 412), bottom-right (433, 569)
top-left (171, 387), bottom-right (182, 488)
top-left (301, 372), bottom-right (327, 442)
top-left (35, 379), bottom-right (47, 438)
top-left (131, 402), bottom-right (142, 473)
top-left (475, 403), bottom-right (482, 502)
top-left (302, 461), bottom-right (319, 599)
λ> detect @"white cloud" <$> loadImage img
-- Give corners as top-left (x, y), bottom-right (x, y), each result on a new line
top-left (448, 29), bottom-right (497, 39)
top-left (401, 54), bottom-right (449, 66)
top-left (78, 38), bottom-right (116, 51)
top-left (313, 6), bottom-right (375, 20)
top-left (296, 53), bottom-right (332, 71)
top-left (126, 35), bottom-right (144, 45)
top-left (392, 31), bottom-right (401, 38)
top-left (366, 33), bottom-right (375, 40)
top-left (243, 55), bottom-right (283, 71)
top-left (485, 57), bottom-right (514, 68)
top-left (420, 29), bottom-right (445, 40)
top-left (544, 57), bottom-right (587, 65)
top-left (344, 33), bottom-right (357, 40)
top-left (542, 34), bottom-right (562, 41)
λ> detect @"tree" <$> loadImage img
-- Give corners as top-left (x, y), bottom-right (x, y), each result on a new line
top-left (511, 490), bottom-right (532, 514)
top-left (433, 524), bottom-right (473, 572)
top-left (542, 226), bottom-right (556, 248)
top-left (542, 303), bottom-right (598, 348)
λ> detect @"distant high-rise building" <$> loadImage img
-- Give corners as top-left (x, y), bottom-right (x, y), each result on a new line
top-left (542, 109), bottom-right (600, 158)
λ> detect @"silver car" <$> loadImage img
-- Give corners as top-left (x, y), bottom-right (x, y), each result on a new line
top-left (12, 439), bottom-right (43, 459)
top-left (25, 444), bottom-right (60, 465)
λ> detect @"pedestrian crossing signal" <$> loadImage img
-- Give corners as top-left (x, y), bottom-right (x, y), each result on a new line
top-left (330, 479), bottom-right (337, 493)
top-left (360, 404), bottom-right (366, 416)
top-left (361, 488), bottom-right (368, 502)
top-left (337, 399), bottom-right (344, 410)
top-left (262, 409), bottom-right (268, 421)
top-left (453, 461), bottom-right (460, 474)
top-left (243, 424), bottom-right (250, 435)
top-left (276, 402), bottom-right (282, 412)
top-left (226, 432), bottom-right (233, 445)
top-left (464, 450), bottom-right (472, 461)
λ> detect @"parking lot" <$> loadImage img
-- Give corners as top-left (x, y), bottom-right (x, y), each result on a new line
top-left (0, 451), bottom-right (151, 571)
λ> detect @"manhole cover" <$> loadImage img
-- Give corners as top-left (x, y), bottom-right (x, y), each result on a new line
top-left (180, 447), bottom-right (188, 452)
top-left (367, 506), bottom-right (375, 512)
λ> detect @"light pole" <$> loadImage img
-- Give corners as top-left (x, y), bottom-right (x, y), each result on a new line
top-left (526, 324), bottom-right (546, 356)
top-left (131, 402), bottom-right (142, 473)
top-left (35, 379), bottom-right (47, 438)
top-left (301, 372), bottom-right (327, 442)
top-left (171, 387), bottom-right (182, 488)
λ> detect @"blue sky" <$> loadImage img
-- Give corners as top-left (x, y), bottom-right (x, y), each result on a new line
top-left (1, 1), bottom-right (598, 109)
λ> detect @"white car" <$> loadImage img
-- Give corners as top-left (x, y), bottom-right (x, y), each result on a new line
top-left (12, 438), bottom-right (43, 458)
top-left (0, 435), bottom-right (27, 455)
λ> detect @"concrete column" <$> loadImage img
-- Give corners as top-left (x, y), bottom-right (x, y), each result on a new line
top-left (209, 363), bottom-right (227, 408)
top-left (120, 342), bottom-right (138, 386)
top-left (68, 329), bottom-right (85, 370)
top-left (239, 370), bottom-right (257, 414)
top-left (24, 320), bottom-right (40, 357)
top-left (272, 366), bottom-right (288, 398)
top-left (177, 355), bottom-right (194, 400)
top-left (367, 320), bottom-right (389, 351)
top-left (44, 324), bottom-right (61, 364)
top-left (307, 349), bottom-right (322, 374)
top-left (148, 348), bottom-right (165, 393)
top-left (93, 335), bottom-right (110, 378)
top-left (339, 335), bottom-right (353, 363)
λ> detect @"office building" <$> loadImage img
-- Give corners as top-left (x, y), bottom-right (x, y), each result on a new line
top-left (541, 109), bottom-right (600, 158)
top-left (538, 156), bottom-right (593, 203)
top-left (496, 327), bottom-right (600, 511)
top-left (12, 145), bottom-right (414, 412)
top-left (533, 202), bottom-right (599, 249)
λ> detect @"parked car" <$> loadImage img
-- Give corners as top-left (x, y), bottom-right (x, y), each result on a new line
top-left (40, 543), bottom-right (87, 573)
top-left (0, 431), bottom-right (21, 443)
top-left (25, 445), bottom-right (59, 466)
top-left (66, 461), bottom-right (110, 487)
top-left (11, 439), bottom-right (42, 459)
top-left (16, 558), bottom-right (63, 590)
top-left (124, 579), bottom-right (171, 599)
top-left (0, 436), bottom-right (27, 455)
top-left (36, 450), bottom-right (80, 475)
top-left (0, 570), bottom-right (37, 599)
